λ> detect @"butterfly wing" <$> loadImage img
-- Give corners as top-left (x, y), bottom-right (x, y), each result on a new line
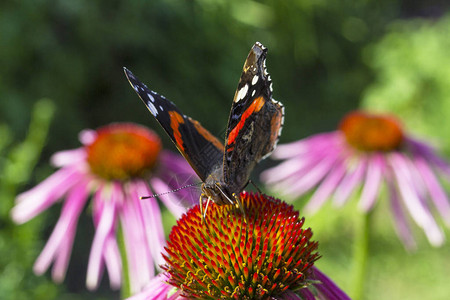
top-left (124, 68), bottom-right (224, 182)
top-left (223, 42), bottom-right (284, 193)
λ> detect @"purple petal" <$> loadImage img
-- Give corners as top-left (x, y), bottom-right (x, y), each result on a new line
top-left (406, 136), bottom-right (450, 177)
top-left (50, 148), bottom-right (87, 167)
top-left (305, 160), bottom-right (347, 214)
top-left (86, 184), bottom-right (118, 291)
top-left (414, 155), bottom-right (450, 226)
top-left (103, 235), bottom-right (122, 289)
top-left (133, 180), bottom-right (166, 267)
top-left (386, 177), bottom-right (417, 250)
top-left (159, 151), bottom-right (198, 177)
top-left (389, 153), bottom-right (444, 246)
top-left (271, 132), bottom-right (341, 159)
top-left (296, 288), bottom-right (316, 300)
top-left (358, 154), bottom-right (384, 212)
top-left (51, 221), bottom-right (76, 282)
top-left (12, 166), bottom-right (86, 223)
top-left (333, 157), bottom-right (367, 206)
top-left (282, 150), bottom-right (341, 199)
top-left (79, 129), bottom-right (97, 145)
top-left (280, 290), bottom-right (304, 299)
top-left (126, 273), bottom-right (181, 300)
top-left (120, 183), bottom-right (156, 293)
top-left (150, 177), bottom-right (188, 219)
top-left (261, 153), bottom-right (325, 185)
top-left (311, 267), bottom-right (351, 300)
top-left (33, 180), bottom-right (90, 276)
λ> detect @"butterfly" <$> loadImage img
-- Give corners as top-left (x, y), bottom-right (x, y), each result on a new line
top-left (124, 42), bottom-right (284, 217)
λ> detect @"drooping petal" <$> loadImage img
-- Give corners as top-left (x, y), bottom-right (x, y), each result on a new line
top-left (280, 290), bottom-right (304, 299)
top-left (262, 134), bottom-right (343, 186)
top-left (406, 136), bottom-right (450, 177)
top-left (86, 184), bottom-right (118, 291)
top-left (126, 273), bottom-right (181, 300)
top-left (282, 150), bottom-right (341, 198)
top-left (261, 144), bottom-right (333, 185)
top-left (305, 159), bottom-right (347, 214)
top-left (358, 154), bottom-right (384, 212)
top-left (150, 177), bottom-right (187, 219)
top-left (103, 235), bottom-right (122, 289)
top-left (296, 288), bottom-right (316, 300)
top-left (12, 166), bottom-right (86, 223)
top-left (120, 183), bottom-right (155, 293)
top-left (386, 177), bottom-right (417, 250)
top-left (132, 180), bottom-right (166, 267)
top-left (414, 155), bottom-right (450, 226)
top-left (51, 221), bottom-right (76, 282)
top-left (389, 153), bottom-right (444, 246)
top-left (271, 132), bottom-right (340, 159)
top-left (33, 180), bottom-right (90, 276)
top-left (79, 129), bottom-right (97, 145)
top-left (310, 267), bottom-right (351, 300)
top-left (50, 148), bottom-right (87, 167)
top-left (159, 151), bottom-right (197, 177)
top-left (333, 156), bottom-right (367, 206)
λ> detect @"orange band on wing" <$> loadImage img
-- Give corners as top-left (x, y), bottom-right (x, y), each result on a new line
top-left (270, 110), bottom-right (282, 145)
top-left (227, 96), bottom-right (265, 146)
top-left (169, 111), bottom-right (185, 151)
top-left (190, 118), bottom-right (224, 151)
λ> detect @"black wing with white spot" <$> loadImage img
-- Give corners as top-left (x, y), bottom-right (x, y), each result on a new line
top-left (223, 42), bottom-right (284, 193)
top-left (124, 67), bottom-right (224, 182)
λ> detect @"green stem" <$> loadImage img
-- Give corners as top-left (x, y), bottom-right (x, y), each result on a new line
top-left (351, 210), bottom-right (372, 300)
top-left (118, 225), bottom-right (131, 299)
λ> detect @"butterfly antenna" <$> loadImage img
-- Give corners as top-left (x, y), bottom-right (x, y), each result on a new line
top-left (140, 182), bottom-right (201, 200)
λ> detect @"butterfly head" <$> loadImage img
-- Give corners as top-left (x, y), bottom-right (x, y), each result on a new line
top-left (201, 166), bottom-right (233, 206)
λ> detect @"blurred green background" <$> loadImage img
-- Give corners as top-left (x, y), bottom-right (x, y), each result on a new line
top-left (1, 0), bottom-right (449, 299)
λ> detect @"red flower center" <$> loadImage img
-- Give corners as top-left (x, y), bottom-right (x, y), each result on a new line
top-left (86, 123), bottom-right (161, 180)
top-left (163, 192), bottom-right (320, 299)
top-left (339, 111), bottom-right (404, 152)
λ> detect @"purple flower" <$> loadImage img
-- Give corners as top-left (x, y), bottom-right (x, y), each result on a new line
top-left (11, 123), bottom-right (198, 292)
top-left (127, 192), bottom-right (350, 300)
top-left (262, 110), bottom-right (450, 249)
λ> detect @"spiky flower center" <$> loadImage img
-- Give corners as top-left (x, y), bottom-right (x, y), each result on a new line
top-left (163, 192), bottom-right (319, 299)
top-left (86, 123), bottom-right (161, 180)
top-left (339, 111), bottom-right (404, 152)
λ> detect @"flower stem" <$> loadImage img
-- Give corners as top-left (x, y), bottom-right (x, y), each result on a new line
top-left (351, 210), bottom-right (372, 300)
top-left (118, 225), bottom-right (131, 299)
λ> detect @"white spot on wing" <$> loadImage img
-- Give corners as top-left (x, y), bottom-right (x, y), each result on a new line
top-left (251, 90), bottom-right (256, 97)
top-left (252, 75), bottom-right (259, 85)
top-left (146, 100), bottom-right (158, 116)
top-left (147, 93), bottom-right (155, 103)
top-left (235, 84), bottom-right (248, 102)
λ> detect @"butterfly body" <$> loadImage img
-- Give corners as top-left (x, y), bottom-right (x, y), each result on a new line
top-left (125, 42), bottom-right (284, 214)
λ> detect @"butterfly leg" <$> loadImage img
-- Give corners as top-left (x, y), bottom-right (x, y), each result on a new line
top-left (248, 179), bottom-right (263, 194)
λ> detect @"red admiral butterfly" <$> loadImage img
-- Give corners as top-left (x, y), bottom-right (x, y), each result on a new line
top-left (124, 42), bottom-right (284, 217)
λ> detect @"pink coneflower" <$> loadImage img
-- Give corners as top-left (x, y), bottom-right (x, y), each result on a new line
top-left (127, 192), bottom-right (350, 300)
top-left (262, 110), bottom-right (450, 249)
top-left (11, 123), bottom-right (198, 293)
